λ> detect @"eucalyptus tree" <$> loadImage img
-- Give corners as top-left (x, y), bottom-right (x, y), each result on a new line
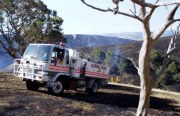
top-left (81, 0), bottom-right (180, 115)
top-left (0, 0), bottom-right (64, 58)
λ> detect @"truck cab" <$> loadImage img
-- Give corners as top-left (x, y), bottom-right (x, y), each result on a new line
top-left (14, 44), bottom-right (68, 90)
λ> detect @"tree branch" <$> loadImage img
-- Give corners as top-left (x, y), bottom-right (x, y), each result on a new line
top-left (127, 57), bottom-right (139, 70)
top-left (131, 0), bottom-right (156, 8)
top-left (156, 1), bottom-right (180, 7)
top-left (81, 0), bottom-right (114, 12)
top-left (0, 25), bottom-right (10, 44)
top-left (0, 40), bottom-right (8, 53)
top-left (174, 19), bottom-right (180, 22)
top-left (133, 3), bottom-right (137, 14)
top-left (156, 23), bottom-right (180, 78)
top-left (156, 47), bottom-right (179, 78)
top-left (121, 56), bottom-right (139, 70)
top-left (167, 5), bottom-right (179, 21)
top-left (81, 0), bottom-right (143, 22)
top-left (144, 6), bottom-right (157, 21)
top-left (153, 4), bottom-right (179, 41)
top-left (155, 0), bottom-right (160, 4)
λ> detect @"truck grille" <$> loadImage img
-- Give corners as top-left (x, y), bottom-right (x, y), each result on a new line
top-left (24, 67), bottom-right (33, 73)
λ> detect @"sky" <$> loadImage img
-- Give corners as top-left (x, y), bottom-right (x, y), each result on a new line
top-left (42, 0), bottom-right (180, 34)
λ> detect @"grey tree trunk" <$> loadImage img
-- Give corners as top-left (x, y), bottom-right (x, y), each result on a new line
top-left (136, 39), bottom-right (153, 116)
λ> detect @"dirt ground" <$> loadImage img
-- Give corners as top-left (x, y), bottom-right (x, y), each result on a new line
top-left (0, 73), bottom-right (179, 116)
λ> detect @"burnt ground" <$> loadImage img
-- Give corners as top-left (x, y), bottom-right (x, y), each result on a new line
top-left (0, 73), bottom-right (179, 116)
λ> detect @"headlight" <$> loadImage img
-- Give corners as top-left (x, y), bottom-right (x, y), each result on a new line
top-left (37, 71), bottom-right (48, 76)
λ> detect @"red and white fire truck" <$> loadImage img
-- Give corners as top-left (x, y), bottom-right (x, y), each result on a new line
top-left (14, 43), bottom-right (110, 95)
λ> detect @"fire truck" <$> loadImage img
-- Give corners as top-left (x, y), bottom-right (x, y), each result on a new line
top-left (14, 43), bottom-right (110, 95)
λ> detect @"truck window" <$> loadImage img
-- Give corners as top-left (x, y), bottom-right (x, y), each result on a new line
top-left (51, 47), bottom-right (65, 64)
top-left (23, 45), bottom-right (51, 62)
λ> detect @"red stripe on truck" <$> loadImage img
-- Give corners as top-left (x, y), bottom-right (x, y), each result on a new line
top-left (85, 72), bottom-right (109, 78)
top-left (49, 65), bottom-right (69, 72)
top-left (74, 69), bottom-right (109, 78)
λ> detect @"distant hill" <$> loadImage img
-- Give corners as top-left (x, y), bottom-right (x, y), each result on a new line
top-left (65, 34), bottom-right (136, 48)
top-left (99, 32), bottom-right (143, 40)
top-left (96, 30), bottom-right (174, 41)
top-left (77, 34), bottom-right (180, 64)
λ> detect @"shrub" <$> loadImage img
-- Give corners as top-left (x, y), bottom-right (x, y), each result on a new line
top-left (173, 73), bottom-right (180, 84)
top-left (167, 61), bottom-right (178, 74)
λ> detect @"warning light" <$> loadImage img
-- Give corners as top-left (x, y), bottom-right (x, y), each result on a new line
top-left (60, 42), bottom-right (65, 46)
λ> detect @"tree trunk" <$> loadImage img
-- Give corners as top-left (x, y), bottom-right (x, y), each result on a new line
top-left (136, 38), bottom-right (153, 116)
top-left (136, 76), bottom-right (153, 116)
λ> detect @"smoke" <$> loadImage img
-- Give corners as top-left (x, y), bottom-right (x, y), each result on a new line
top-left (109, 46), bottom-right (121, 75)
top-left (112, 46), bottom-right (121, 64)
top-left (72, 34), bottom-right (77, 40)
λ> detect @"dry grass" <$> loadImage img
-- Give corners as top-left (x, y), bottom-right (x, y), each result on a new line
top-left (109, 82), bottom-right (180, 103)
top-left (0, 72), bottom-right (179, 116)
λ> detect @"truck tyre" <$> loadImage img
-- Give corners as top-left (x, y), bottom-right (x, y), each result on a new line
top-left (48, 79), bottom-right (64, 96)
top-left (85, 88), bottom-right (91, 93)
top-left (26, 80), bottom-right (39, 91)
top-left (92, 82), bottom-right (99, 93)
top-left (86, 81), bottom-right (98, 94)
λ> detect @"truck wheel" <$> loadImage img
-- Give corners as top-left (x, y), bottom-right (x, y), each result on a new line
top-left (48, 80), bottom-right (64, 96)
top-left (26, 80), bottom-right (39, 91)
top-left (92, 82), bottom-right (99, 93)
top-left (85, 88), bottom-right (91, 93)
top-left (86, 82), bottom-right (98, 94)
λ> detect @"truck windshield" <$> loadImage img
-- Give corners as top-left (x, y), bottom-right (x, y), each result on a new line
top-left (23, 45), bottom-right (51, 62)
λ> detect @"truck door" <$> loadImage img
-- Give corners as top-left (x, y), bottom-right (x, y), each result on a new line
top-left (64, 49), bottom-right (70, 66)
top-left (49, 47), bottom-right (69, 73)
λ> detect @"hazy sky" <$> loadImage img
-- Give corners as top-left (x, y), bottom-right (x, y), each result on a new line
top-left (42, 0), bottom-right (180, 34)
